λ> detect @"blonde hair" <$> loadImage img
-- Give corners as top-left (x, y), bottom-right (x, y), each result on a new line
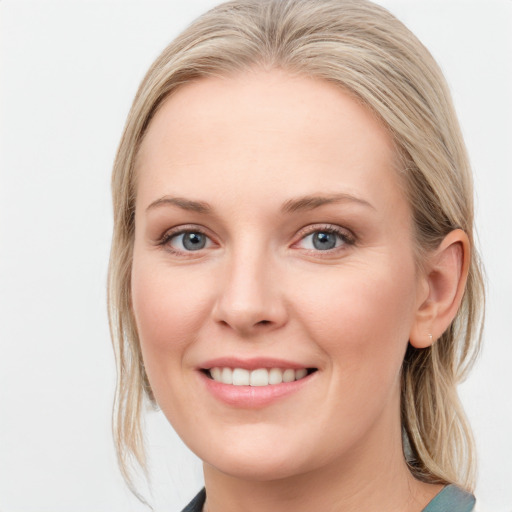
top-left (108, 0), bottom-right (484, 496)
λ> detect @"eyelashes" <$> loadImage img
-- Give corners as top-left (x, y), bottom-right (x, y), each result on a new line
top-left (158, 225), bottom-right (214, 255)
top-left (165, 231), bottom-right (212, 252)
top-left (158, 223), bottom-right (356, 257)
top-left (293, 225), bottom-right (355, 252)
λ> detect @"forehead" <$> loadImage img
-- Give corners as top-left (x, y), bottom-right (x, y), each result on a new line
top-left (135, 69), bottom-right (405, 216)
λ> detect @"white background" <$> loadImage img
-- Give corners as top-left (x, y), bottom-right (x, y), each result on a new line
top-left (0, 1), bottom-right (511, 511)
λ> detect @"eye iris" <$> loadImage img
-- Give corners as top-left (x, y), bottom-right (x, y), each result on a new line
top-left (182, 232), bottom-right (206, 250)
top-left (312, 231), bottom-right (336, 250)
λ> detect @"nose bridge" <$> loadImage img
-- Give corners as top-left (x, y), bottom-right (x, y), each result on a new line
top-left (213, 235), bottom-right (285, 334)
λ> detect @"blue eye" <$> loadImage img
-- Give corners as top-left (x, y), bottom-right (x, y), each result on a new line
top-left (169, 231), bottom-right (210, 251)
top-left (298, 229), bottom-right (348, 251)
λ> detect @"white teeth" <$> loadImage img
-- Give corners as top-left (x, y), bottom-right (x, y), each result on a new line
top-left (250, 368), bottom-right (269, 386)
top-left (232, 368), bottom-right (250, 386)
top-left (211, 367), bottom-right (222, 381)
top-left (268, 368), bottom-right (283, 385)
top-left (221, 367), bottom-right (233, 384)
top-left (282, 368), bottom-right (295, 383)
top-left (208, 367), bottom-right (311, 386)
top-left (295, 368), bottom-right (307, 380)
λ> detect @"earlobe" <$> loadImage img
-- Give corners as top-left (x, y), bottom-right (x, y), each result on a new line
top-left (409, 229), bottom-right (470, 349)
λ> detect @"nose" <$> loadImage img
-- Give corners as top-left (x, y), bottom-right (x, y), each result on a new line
top-left (212, 246), bottom-right (288, 336)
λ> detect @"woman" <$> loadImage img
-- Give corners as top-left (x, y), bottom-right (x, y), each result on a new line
top-left (108, 0), bottom-right (484, 510)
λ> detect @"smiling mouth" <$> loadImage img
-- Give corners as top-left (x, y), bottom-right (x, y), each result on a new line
top-left (204, 367), bottom-right (317, 386)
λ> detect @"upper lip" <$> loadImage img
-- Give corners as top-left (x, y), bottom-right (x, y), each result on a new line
top-left (199, 357), bottom-right (315, 371)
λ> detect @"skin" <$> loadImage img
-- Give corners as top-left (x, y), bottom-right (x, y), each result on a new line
top-left (131, 69), bottom-right (468, 512)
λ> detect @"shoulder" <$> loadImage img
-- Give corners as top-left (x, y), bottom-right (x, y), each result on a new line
top-left (181, 488), bottom-right (206, 512)
top-left (422, 484), bottom-right (476, 512)
top-left (181, 486), bottom-right (478, 512)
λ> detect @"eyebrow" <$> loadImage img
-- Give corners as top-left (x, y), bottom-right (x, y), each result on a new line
top-left (145, 192), bottom-right (374, 215)
top-left (146, 196), bottom-right (212, 214)
top-left (281, 193), bottom-right (375, 213)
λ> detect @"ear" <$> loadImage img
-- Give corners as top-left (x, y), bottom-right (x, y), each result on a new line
top-left (409, 229), bottom-right (470, 349)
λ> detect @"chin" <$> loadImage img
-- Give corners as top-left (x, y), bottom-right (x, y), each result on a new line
top-left (197, 428), bottom-right (336, 483)
top-left (204, 451), bottom-right (307, 482)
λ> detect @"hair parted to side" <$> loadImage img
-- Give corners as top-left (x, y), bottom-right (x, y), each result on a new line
top-left (108, 0), bottom-right (484, 496)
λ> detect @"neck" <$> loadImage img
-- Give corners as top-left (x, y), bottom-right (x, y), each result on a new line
top-left (202, 411), bottom-right (441, 512)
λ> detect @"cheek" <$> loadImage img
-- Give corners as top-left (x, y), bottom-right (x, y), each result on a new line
top-left (288, 261), bottom-right (418, 446)
top-left (131, 254), bottom-right (212, 364)
top-left (296, 259), bottom-right (417, 378)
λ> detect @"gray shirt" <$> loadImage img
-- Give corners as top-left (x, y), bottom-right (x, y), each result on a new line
top-left (181, 485), bottom-right (476, 512)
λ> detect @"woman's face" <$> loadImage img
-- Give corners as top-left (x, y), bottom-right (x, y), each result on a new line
top-left (131, 69), bottom-right (427, 480)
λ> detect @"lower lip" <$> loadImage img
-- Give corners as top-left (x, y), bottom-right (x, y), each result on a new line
top-left (199, 371), bottom-right (316, 408)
